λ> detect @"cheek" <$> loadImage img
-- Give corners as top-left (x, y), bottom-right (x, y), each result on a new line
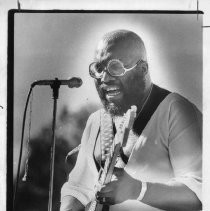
top-left (121, 71), bottom-right (140, 88)
top-left (94, 80), bottom-right (106, 100)
top-left (94, 80), bottom-right (101, 94)
top-left (121, 72), bottom-right (145, 96)
top-left (94, 79), bottom-right (101, 90)
top-left (94, 78), bottom-right (99, 86)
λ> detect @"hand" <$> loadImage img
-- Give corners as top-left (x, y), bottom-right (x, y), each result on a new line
top-left (96, 167), bottom-right (141, 205)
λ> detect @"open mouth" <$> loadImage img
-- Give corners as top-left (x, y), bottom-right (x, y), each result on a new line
top-left (106, 88), bottom-right (121, 96)
top-left (104, 86), bottom-right (122, 98)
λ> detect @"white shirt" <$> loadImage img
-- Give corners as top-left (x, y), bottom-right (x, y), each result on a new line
top-left (61, 93), bottom-right (202, 211)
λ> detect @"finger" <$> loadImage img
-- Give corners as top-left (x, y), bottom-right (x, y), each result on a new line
top-left (96, 196), bottom-right (115, 205)
top-left (96, 185), bottom-right (116, 200)
top-left (96, 189), bottom-right (112, 197)
top-left (98, 189), bottom-right (114, 197)
top-left (100, 181), bottom-right (118, 193)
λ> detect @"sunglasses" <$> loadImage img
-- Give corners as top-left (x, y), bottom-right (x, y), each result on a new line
top-left (89, 59), bottom-right (143, 79)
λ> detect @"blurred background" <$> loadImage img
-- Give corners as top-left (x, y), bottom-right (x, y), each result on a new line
top-left (13, 12), bottom-right (202, 210)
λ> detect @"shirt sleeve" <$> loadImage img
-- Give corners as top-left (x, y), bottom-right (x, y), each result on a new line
top-left (60, 112), bottom-right (98, 206)
top-left (167, 97), bottom-right (202, 202)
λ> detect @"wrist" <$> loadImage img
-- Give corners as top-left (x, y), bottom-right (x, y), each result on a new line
top-left (136, 181), bottom-right (147, 201)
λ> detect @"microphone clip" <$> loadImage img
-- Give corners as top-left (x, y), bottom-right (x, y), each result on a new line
top-left (50, 78), bottom-right (61, 100)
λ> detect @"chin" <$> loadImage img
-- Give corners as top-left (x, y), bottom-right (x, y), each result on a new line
top-left (106, 102), bottom-right (124, 116)
top-left (104, 97), bottom-right (132, 116)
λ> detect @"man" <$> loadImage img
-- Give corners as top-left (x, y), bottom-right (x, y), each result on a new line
top-left (60, 30), bottom-right (202, 211)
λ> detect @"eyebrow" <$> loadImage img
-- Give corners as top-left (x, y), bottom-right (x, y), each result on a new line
top-left (95, 52), bottom-right (112, 63)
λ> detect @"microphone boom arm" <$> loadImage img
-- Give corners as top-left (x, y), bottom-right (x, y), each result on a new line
top-left (31, 77), bottom-right (83, 88)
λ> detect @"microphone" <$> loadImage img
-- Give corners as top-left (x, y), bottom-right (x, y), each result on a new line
top-left (31, 77), bottom-right (83, 88)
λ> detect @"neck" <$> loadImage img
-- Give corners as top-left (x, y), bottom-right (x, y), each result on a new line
top-left (136, 82), bottom-right (153, 114)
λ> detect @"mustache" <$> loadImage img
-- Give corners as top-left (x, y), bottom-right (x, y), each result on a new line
top-left (98, 81), bottom-right (122, 90)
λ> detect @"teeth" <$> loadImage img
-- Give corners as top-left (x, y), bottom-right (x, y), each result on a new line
top-left (106, 87), bottom-right (119, 91)
top-left (104, 86), bottom-right (121, 97)
top-left (106, 90), bottom-right (121, 96)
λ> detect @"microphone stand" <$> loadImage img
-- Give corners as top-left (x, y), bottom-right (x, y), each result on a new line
top-left (48, 78), bottom-right (61, 211)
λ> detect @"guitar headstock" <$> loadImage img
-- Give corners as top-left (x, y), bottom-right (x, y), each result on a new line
top-left (124, 105), bottom-right (137, 130)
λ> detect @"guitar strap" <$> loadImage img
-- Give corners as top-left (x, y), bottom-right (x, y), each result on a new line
top-left (132, 84), bottom-right (171, 136)
top-left (120, 84), bottom-right (171, 164)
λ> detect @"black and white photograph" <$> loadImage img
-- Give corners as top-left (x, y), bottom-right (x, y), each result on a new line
top-left (7, 9), bottom-right (205, 211)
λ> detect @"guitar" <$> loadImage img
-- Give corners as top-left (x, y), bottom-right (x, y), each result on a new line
top-left (85, 105), bottom-right (137, 211)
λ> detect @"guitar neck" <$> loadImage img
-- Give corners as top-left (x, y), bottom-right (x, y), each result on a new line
top-left (101, 122), bottom-right (132, 184)
top-left (104, 143), bottom-right (121, 184)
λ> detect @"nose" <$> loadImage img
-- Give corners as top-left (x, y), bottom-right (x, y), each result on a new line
top-left (100, 71), bottom-right (115, 83)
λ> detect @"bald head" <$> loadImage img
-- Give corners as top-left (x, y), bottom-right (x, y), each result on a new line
top-left (95, 29), bottom-right (147, 65)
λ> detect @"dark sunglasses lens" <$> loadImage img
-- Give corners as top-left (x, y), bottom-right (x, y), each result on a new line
top-left (108, 60), bottom-right (124, 76)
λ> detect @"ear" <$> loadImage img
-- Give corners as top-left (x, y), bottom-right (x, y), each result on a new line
top-left (141, 61), bottom-right (148, 75)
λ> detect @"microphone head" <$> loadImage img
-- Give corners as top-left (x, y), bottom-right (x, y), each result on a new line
top-left (68, 77), bottom-right (83, 88)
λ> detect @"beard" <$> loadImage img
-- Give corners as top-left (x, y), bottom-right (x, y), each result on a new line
top-left (95, 73), bottom-right (146, 117)
top-left (95, 82), bottom-right (122, 116)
